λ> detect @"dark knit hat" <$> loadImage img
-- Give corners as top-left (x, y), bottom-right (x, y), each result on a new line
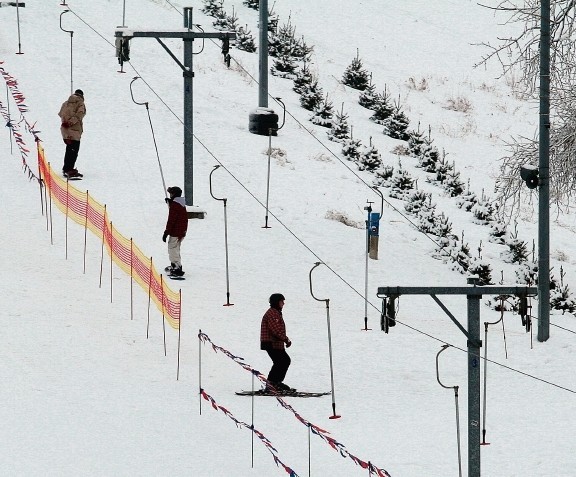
top-left (167, 186), bottom-right (182, 197)
top-left (269, 293), bottom-right (285, 308)
top-left (74, 89), bottom-right (84, 97)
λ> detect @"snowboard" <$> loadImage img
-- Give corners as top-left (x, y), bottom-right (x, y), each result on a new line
top-left (236, 390), bottom-right (330, 398)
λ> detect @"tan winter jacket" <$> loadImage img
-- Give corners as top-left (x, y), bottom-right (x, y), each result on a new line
top-left (58, 93), bottom-right (86, 141)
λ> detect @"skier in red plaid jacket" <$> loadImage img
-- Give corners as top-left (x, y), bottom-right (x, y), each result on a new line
top-left (260, 293), bottom-right (294, 392)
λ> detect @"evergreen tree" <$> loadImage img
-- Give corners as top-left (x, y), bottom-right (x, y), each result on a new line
top-left (358, 138), bottom-right (382, 171)
top-left (267, 7), bottom-right (279, 33)
top-left (292, 35), bottom-right (313, 60)
top-left (373, 164), bottom-right (394, 187)
top-left (293, 60), bottom-right (313, 94)
top-left (243, 0), bottom-right (259, 9)
top-left (550, 267), bottom-right (576, 314)
top-left (271, 50), bottom-right (297, 79)
top-left (359, 75), bottom-right (378, 109)
top-left (269, 19), bottom-right (297, 57)
top-left (341, 128), bottom-right (362, 163)
top-left (310, 94), bottom-right (335, 128)
top-left (236, 25), bottom-right (257, 53)
top-left (468, 257), bottom-right (493, 285)
top-left (488, 221), bottom-right (507, 244)
top-left (456, 179), bottom-right (478, 211)
top-left (443, 168), bottom-right (465, 197)
top-left (405, 189), bottom-right (433, 215)
top-left (202, 0), bottom-right (223, 17)
top-left (407, 124), bottom-right (427, 158)
top-left (327, 103), bottom-right (350, 143)
top-left (502, 227), bottom-right (529, 264)
top-left (299, 79), bottom-right (324, 111)
top-left (389, 162), bottom-right (415, 199)
top-left (385, 97), bottom-right (410, 140)
top-left (471, 190), bottom-right (497, 224)
top-left (369, 87), bottom-right (394, 125)
top-left (212, 7), bottom-right (229, 30)
top-left (342, 50), bottom-right (370, 90)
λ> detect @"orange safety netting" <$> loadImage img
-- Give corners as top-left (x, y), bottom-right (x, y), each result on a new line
top-left (37, 143), bottom-right (181, 329)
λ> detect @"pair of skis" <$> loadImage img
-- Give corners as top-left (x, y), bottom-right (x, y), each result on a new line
top-left (236, 389), bottom-right (330, 398)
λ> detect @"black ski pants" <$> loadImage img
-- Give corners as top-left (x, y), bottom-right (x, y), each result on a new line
top-left (63, 140), bottom-right (81, 172)
top-left (266, 348), bottom-right (291, 384)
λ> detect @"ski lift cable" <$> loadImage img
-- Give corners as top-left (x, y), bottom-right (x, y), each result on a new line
top-left (63, 7), bottom-right (576, 396)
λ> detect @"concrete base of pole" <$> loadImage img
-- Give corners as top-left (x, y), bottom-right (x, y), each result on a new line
top-left (248, 108), bottom-right (278, 136)
top-left (186, 205), bottom-right (206, 220)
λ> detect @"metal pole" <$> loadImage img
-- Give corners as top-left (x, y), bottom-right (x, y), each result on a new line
top-left (121, 0), bottom-right (126, 27)
top-left (538, 0), bottom-right (550, 342)
top-left (258, 0), bottom-right (268, 107)
top-left (183, 7), bottom-right (194, 206)
top-left (209, 165), bottom-right (233, 306)
top-left (467, 278), bottom-right (481, 477)
top-left (363, 201), bottom-right (372, 330)
top-left (15, 0), bottom-right (23, 54)
top-left (263, 130), bottom-right (272, 228)
top-left (309, 262), bottom-right (341, 419)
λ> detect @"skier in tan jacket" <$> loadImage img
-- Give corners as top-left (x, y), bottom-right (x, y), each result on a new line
top-left (58, 89), bottom-right (86, 178)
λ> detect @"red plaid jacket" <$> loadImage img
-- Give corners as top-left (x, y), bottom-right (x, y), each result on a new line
top-left (260, 307), bottom-right (289, 350)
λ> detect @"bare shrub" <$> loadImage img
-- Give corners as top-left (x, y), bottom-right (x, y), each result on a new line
top-left (391, 144), bottom-right (410, 156)
top-left (407, 76), bottom-right (429, 91)
top-left (325, 210), bottom-right (364, 229)
top-left (445, 96), bottom-right (473, 113)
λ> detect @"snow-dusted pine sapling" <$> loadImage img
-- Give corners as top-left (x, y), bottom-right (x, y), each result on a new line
top-left (342, 137), bottom-right (362, 163)
top-left (225, 8), bottom-right (239, 31)
top-left (370, 86), bottom-right (394, 125)
top-left (267, 6), bottom-right (279, 33)
top-left (407, 123), bottom-right (427, 158)
top-left (268, 18), bottom-right (298, 57)
top-left (342, 49), bottom-right (370, 90)
top-left (202, 0), bottom-right (223, 17)
top-left (389, 162), bottom-right (415, 199)
top-left (212, 7), bottom-right (229, 30)
top-left (443, 167), bottom-right (465, 197)
top-left (271, 50), bottom-right (298, 79)
top-left (310, 94), bottom-right (335, 128)
top-left (293, 60), bottom-right (313, 94)
top-left (243, 0), bottom-right (259, 10)
top-left (236, 25), bottom-right (257, 53)
top-left (468, 257), bottom-right (494, 285)
top-left (373, 164), bottom-right (394, 187)
top-left (404, 189), bottom-right (432, 215)
top-left (515, 260), bottom-right (538, 285)
top-left (550, 266), bottom-right (576, 315)
top-left (292, 35), bottom-right (313, 60)
top-left (433, 212), bottom-right (455, 239)
top-left (502, 225), bottom-right (529, 264)
top-left (358, 137), bottom-right (382, 171)
top-left (488, 220), bottom-right (508, 244)
top-left (456, 179), bottom-right (478, 211)
top-left (471, 190), bottom-right (497, 224)
top-left (385, 96), bottom-right (410, 140)
top-left (359, 74), bottom-right (378, 109)
top-left (327, 103), bottom-right (350, 143)
top-left (299, 79), bottom-right (324, 111)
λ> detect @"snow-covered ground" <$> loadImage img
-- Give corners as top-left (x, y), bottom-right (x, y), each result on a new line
top-left (1, 1), bottom-right (575, 476)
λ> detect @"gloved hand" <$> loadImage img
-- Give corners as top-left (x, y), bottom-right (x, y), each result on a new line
top-left (286, 339), bottom-right (292, 348)
top-left (61, 121), bottom-right (70, 128)
top-left (64, 138), bottom-right (72, 145)
top-left (162, 231), bottom-right (168, 242)
top-left (165, 197), bottom-right (171, 204)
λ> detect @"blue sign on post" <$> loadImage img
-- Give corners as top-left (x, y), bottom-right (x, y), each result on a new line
top-left (369, 212), bottom-right (380, 237)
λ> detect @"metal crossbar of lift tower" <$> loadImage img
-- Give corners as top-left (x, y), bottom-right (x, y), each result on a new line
top-left (114, 30), bottom-right (236, 40)
top-left (377, 286), bottom-right (537, 296)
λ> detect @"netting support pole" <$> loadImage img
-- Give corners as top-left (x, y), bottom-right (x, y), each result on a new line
top-left (177, 289), bottom-right (182, 380)
top-left (198, 329), bottom-right (202, 415)
top-left (146, 257), bottom-right (152, 339)
top-left (83, 191), bottom-right (89, 274)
